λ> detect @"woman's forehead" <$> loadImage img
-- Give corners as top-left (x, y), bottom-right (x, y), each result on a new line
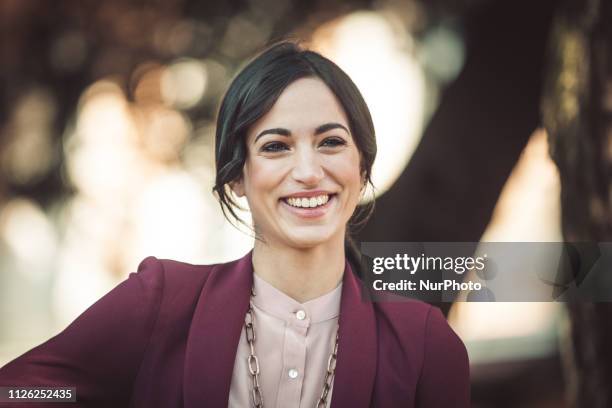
top-left (248, 77), bottom-right (349, 140)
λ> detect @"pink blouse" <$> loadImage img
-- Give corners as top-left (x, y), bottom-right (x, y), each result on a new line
top-left (228, 273), bottom-right (342, 408)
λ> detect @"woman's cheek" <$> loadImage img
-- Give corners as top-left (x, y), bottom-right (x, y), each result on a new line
top-left (245, 158), bottom-right (280, 190)
top-left (330, 156), bottom-right (362, 186)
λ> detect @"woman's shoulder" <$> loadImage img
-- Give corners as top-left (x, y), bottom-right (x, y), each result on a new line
top-left (137, 255), bottom-right (216, 279)
top-left (132, 255), bottom-right (228, 299)
top-left (373, 297), bottom-right (465, 353)
top-left (373, 297), bottom-right (438, 332)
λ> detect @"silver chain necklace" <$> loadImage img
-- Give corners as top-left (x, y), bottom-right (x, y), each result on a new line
top-left (244, 291), bottom-right (339, 408)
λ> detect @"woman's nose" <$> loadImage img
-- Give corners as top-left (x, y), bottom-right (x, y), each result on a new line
top-left (291, 148), bottom-right (324, 186)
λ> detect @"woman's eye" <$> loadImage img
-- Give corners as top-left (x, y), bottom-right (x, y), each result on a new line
top-left (320, 137), bottom-right (347, 147)
top-left (261, 141), bottom-right (289, 152)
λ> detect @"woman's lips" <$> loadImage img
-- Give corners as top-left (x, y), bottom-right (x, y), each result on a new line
top-left (280, 194), bottom-right (336, 219)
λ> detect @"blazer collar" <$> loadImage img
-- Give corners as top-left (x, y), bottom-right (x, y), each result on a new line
top-left (183, 250), bottom-right (377, 408)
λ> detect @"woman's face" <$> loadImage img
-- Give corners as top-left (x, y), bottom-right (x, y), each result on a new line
top-left (233, 77), bottom-right (363, 249)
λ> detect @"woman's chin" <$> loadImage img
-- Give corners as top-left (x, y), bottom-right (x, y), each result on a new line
top-left (280, 226), bottom-right (339, 249)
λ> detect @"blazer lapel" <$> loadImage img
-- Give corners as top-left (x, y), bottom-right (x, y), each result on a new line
top-left (331, 261), bottom-right (378, 408)
top-left (182, 253), bottom-right (377, 408)
top-left (183, 251), bottom-right (253, 408)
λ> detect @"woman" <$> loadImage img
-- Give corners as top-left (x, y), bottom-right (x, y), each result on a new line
top-left (0, 42), bottom-right (469, 407)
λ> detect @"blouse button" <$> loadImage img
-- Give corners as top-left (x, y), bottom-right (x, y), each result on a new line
top-left (295, 310), bottom-right (306, 320)
top-left (288, 368), bottom-right (299, 379)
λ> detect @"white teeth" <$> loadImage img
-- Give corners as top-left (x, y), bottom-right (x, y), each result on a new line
top-left (285, 194), bottom-right (330, 208)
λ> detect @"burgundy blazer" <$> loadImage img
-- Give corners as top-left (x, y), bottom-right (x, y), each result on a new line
top-left (0, 251), bottom-right (470, 407)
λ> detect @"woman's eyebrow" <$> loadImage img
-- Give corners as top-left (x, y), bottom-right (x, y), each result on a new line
top-left (314, 122), bottom-right (350, 135)
top-left (254, 127), bottom-right (290, 143)
top-left (254, 122), bottom-right (349, 143)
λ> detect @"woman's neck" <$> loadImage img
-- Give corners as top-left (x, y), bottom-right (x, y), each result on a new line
top-left (251, 239), bottom-right (346, 303)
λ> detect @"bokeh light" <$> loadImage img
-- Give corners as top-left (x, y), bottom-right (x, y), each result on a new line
top-left (160, 59), bottom-right (208, 109)
top-left (449, 129), bottom-right (565, 364)
top-left (0, 198), bottom-right (57, 282)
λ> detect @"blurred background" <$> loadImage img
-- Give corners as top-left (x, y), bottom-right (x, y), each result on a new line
top-left (1, 0), bottom-right (611, 407)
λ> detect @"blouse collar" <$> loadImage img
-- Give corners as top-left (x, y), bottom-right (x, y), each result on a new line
top-left (252, 272), bottom-right (342, 324)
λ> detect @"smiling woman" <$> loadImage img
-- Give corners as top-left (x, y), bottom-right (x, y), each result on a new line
top-left (0, 41), bottom-right (470, 408)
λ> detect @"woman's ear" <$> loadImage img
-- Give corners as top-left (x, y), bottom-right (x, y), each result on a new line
top-left (359, 171), bottom-right (370, 200)
top-left (229, 178), bottom-right (245, 197)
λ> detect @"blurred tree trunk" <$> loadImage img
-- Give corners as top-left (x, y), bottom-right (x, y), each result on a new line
top-left (542, 0), bottom-right (612, 406)
top-left (357, 0), bottom-right (559, 316)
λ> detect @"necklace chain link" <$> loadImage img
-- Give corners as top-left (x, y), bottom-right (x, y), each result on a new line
top-left (245, 299), bottom-right (339, 408)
